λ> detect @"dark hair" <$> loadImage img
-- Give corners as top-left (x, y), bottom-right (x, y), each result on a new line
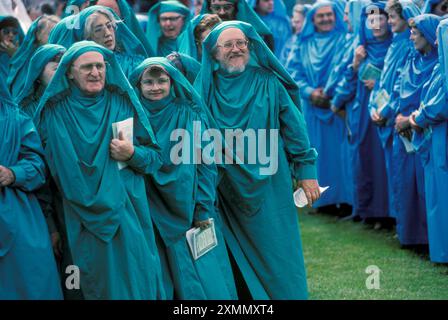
top-left (166, 51), bottom-right (186, 76)
top-left (386, 0), bottom-right (404, 19)
top-left (142, 65), bottom-right (170, 79)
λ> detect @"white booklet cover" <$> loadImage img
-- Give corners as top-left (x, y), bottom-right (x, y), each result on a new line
top-left (186, 218), bottom-right (218, 260)
top-left (111, 117), bottom-right (134, 170)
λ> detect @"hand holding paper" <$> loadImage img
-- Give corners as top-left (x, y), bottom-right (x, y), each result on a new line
top-left (294, 186), bottom-right (329, 208)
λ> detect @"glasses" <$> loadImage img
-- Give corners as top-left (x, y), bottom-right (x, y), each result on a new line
top-left (71, 62), bottom-right (106, 74)
top-left (210, 4), bottom-right (235, 12)
top-left (216, 39), bottom-right (249, 51)
top-left (1, 27), bottom-right (18, 36)
top-left (93, 22), bottom-right (116, 36)
top-left (159, 15), bottom-right (184, 23)
top-left (141, 77), bottom-right (170, 87)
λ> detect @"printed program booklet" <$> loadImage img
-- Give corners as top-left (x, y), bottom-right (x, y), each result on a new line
top-left (186, 218), bottom-right (218, 260)
top-left (112, 117), bottom-right (134, 170)
top-left (360, 63), bottom-right (382, 81)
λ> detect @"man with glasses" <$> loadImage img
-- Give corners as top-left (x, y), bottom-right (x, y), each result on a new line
top-left (146, 0), bottom-right (190, 56)
top-left (33, 41), bottom-right (166, 299)
top-left (195, 21), bottom-right (320, 299)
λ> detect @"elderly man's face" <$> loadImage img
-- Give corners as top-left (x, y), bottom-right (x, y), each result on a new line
top-left (313, 6), bottom-right (335, 33)
top-left (90, 14), bottom-right (116, 50)
top-left (68, 51), bottom-right (106, 96)
top-left (140, 68), bottom-right (171, 101)
top-left (40, 60), bottom-right (59, 87)
top-left (215, 28), bottom-right (249, 73)
top-left (387, 9), bottom-right (407, 34)
top-left (159, 12), bottom-right (185, 39)
top-left (96, 0), bottom-right (121, 17)
top-left (257, 0), bottom-right (274, 16)
top-left (210, 0), bottom-right (236, 21)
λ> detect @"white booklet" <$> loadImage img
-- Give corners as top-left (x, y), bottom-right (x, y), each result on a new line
top-left (293, 186), bottom-right (330, 208)
top-left (111, 117), bottom-right (134, 170)
top-left (360, 63), bottom-right (382, 81)
top-left (186, 218), bottom-right (218, 260)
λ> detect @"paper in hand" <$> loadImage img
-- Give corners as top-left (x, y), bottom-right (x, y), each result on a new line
top-left (293, 186), bottom-right (329, 208)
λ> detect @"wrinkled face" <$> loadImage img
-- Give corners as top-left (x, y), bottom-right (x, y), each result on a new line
top-left (39, 61), bottom-right (59, 87)
top-left (313, 6), bottom-right (335, 33)
top-left (36, 21), bottom-right (58, 46)
top-left (343, 3), bottom-right (352, 32)
top-left (388, 10), bottom-right (407, 33)
top-left (292, 11), bottom-right (305, 34)
top-left (195, 0), bottom-right (204, 16)
top-left (140, 69), bottom-right (171, 101)
top-left (90, 14), bottom-right (116, 50)
top-left (410, 26), bottom-right (431, 53)
top-left (68, 51), bottom-right (106, 96)
top-left (214, 28), bottom-right (249, 73)
top-left (210, 0), bottom-right (236, 21)
top-left (159, 12), bottom-right (185, 39)
top-left (433, 0), bottom-right (448, 16)
top-left (0, 26), bottom-right (18, 43)
top-left (257, 0), bottom-right (274, 15)
top-left (370, 13), bottom-right (389, 40)
top-left (96, 0), bottom-right (121, 17)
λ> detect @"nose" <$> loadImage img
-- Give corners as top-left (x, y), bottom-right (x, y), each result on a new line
top-left (218, 8), bottom-right (226, 16)
top-left (91, 66), bottom-right (100, 77)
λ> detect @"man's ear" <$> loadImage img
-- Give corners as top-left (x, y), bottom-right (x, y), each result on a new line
top-left (67, 68), bottom-right (74, 80)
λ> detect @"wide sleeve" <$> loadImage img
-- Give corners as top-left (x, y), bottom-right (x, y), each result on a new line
top-left (286, 44), bottom-right (315, 100)
top-left (9, 112), bottom-right (46, 192)
top-left (415, 78), bottom-right (448, 128)
top-left (277, 80), bottom-right (318, 180)
top-left (193, 113), bottom-right (218, 222)
top-left (331, 63), bottom-right (358, 110)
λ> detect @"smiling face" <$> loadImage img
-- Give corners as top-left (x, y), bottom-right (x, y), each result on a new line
top-left (410, 26), bottom-right (432, 53)
top-left (140, 67), bottom-right (171, 101)
top-left (313, 6), bottom-right (335, 33)
top-left (387, 9), bottom-right (407, 33)
top-left (159, 12), bottom-right (185, 39)
top-left (68, 51), bottom-right (106, 96)
top-left (214, 28), bottom-right (250, 73)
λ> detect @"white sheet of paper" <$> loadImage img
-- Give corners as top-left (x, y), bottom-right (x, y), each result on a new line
top-left (293, 186), bottom-right (330, 208)
top-left (186, 218), bottom-right (218, 260)
top-left (111, 117), bottom-right (134, 170)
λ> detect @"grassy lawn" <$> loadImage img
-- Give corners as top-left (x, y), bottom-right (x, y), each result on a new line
top-left (298, 209), bottom-right (448, 300)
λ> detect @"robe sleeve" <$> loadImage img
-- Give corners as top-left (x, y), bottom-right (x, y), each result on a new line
top-left (277, 80), bottom-right (318, 180)
top-left (9, 112), bottom-right (46, 192)
top-left (415, 82), bottom-right (448, 128)
top-left (331, 63), bottom-right (358, 110)
top-left (379, 65), bottom-right (404, 121)
top-left (286, 45), bottom-right (315, 100)
top-left (193, 115), bottom-right (217, 222)
top-left (126, 117), bottom-right (163, 175)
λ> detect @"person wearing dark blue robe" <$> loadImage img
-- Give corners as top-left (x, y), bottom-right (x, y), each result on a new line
top-left (33, 41), bottom-right (165, 299)
top-left (343, 2), bottom-right (393, 224)
top-left (130, 57), bottom-right (238, 299)
top-left (366, 0), bottom-right (421, 221)
top-left (390, 14), bottom-right (441, 246)
top-left (0, 78), bottom-right (63, 300)
top-left (252, 0), bottom-right (292, 58)
top-left (286, 0), bottom-right (352, 211)
top-left (195, 21), bottom-right (320, 299)
top-left (410, 18), bottom-right (448, 262)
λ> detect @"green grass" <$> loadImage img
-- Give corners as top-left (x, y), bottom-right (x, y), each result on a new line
top-left (298, 209), bottom-right (448, 300)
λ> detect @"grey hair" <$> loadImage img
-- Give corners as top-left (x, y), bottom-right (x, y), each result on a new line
top-left (84, 9), bottom-right (119, 40)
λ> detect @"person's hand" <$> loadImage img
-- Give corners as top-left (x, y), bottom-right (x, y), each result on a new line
top-left (394, 113), bottom-right (410, 133)
top-left (0, 166), bottom-right (15, 187)
top-left (371, 109), bottom-right (386, 126)
top-left (311, 88), bottom-right (330, 108)
top-left (353, 45), bottom-right (366, 71)
top-left (331, 105), bottom-right (346, 119)
top-left (297, 179), bottom-right (321, 208)
top-left (363, 79), bottom-right (375, 90)
top-left (194, 219), bottom-right (211, 230)
top-left (110, 131), bottom-right (134, 162)
top-left (51, 232), bottom-right (63, 259)
top-left (0, 38), bottom-right (18, 57)
top-left (409, 112), bottom-right (423, 133)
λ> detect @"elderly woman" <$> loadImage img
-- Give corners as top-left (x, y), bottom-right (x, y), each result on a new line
top-left (16, 44), bottom-right (66, 117)
top-left (7, 15), bottom-right (60, 98)
top-left (129, 57), bottom-right (237, 300)
top-left (49, 6), bottom-right (147, 77)
top-left (33, 41), bottom-right (165, 299)
top-left (0, 79), bottom-right (62, 300)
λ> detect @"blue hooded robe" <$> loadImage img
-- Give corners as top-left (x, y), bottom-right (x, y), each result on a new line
top-left (367, 0), bottom-right (421, 220)
top-left (130, 57), bottom-right (238, 299)
top-left (48, 5), bottom-right (147, 77)
top-left (0, 16), bottom-right (24, 83)
top-left (287, 0), bottom-right (352, 208)
top-left (15, 44), bottom-right (66, 117)
top-left (33, 41), bottom-right (165, 300)
top-left (195, 21), bottom-right (318, 299)
top-left (391, 14), bottom-right (441, 245)
top-left (412, 18), bottom-right (448, 262)
top-left (146, 1), bottom-right (191, 57)
top-left (0, 79), bottom-right (63, 300)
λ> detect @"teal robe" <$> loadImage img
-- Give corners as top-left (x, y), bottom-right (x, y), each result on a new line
top-left (0, 80), bottom-right (63, 300)
top-left (0, 16), bottom-right (24, 82)
top-left (34, 41), bottom-right (165, 300)
top-left (195, 21), bottom-right (318, 299)
top-left (130, 57), bottom-right (237, 299)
